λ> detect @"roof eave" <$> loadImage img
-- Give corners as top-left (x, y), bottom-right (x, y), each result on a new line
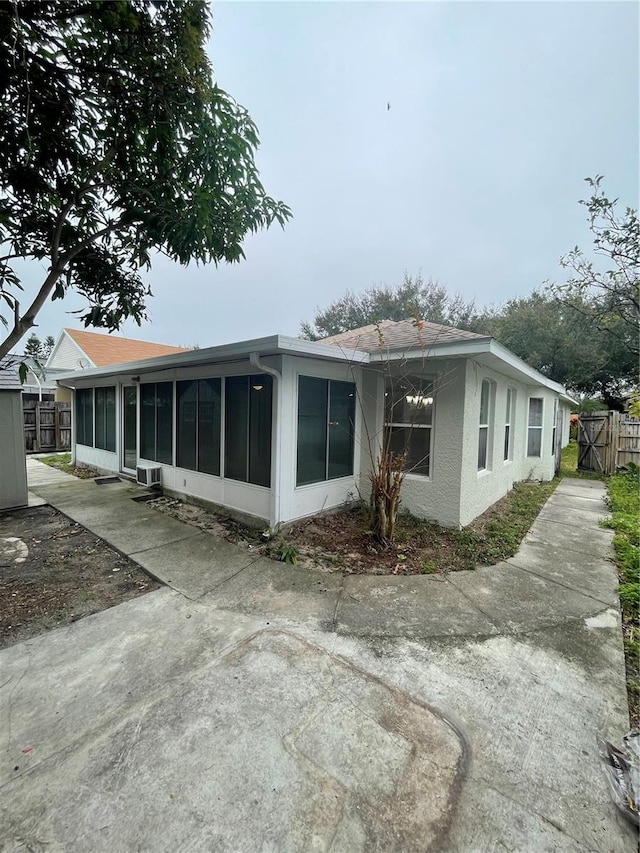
top-left (55, 334), bottom-right (370, 383)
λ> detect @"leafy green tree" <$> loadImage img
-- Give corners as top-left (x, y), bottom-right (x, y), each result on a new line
top-left (300, 273), bottom-right (479, 340)
top-left (490, 291), bottom-right (635, 410)
top-left (552, 176), bottom-right (639, 359)
top-left (0, 0), bottom-right (291, 361)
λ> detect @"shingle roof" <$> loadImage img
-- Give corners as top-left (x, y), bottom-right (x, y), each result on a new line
top-left (64, 328), bottom-right (189, 367)
top-left (0, 355), bottom-right (25, 391)
top-left (319, 319), bottom-right (489, 353)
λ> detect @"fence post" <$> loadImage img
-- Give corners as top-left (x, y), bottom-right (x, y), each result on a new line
top-left (609, 411), bottom-right (620, 474)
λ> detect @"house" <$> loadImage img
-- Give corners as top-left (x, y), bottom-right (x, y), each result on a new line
top-left (0, 356), bottom-right (28, 510)
top-left (46, 328), bottom-right (190, 402)
top-left (59, 320), bottom-right (573, 529)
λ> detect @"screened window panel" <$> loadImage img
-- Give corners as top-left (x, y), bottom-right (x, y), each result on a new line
top-left (387, 425), bottom-right (431, 476)
top-left (528, 398), bottom-right (543, 427)
top-left (95, 389), bottom-right (106, 450)
top-left (503, 425), bottom-right (511, 462)
top-left (248, 375), bottom-right (272, 487)
top-left (198, 378), bottom-right (221, 476)
top-left (225, 376), bottom-right (249, 482)
top-left (177, 380), bottom-right (197, 471)
top-left (328, 380), bottom-right (355, 480)
top-left (76, 388), bottom-right (93, 446)
top-left (527, 428), bottom-right (542, 457)
top-left (478, 427), bottom-right (488, 470)
top-left (385, 378), bottom-right (433, 426)
top-left (297, 377), bottom-right (328, 486)
top-left (479, 380), bottom-right (491, 425)
top-left (155, 383), bottom-right (173, 464)
top-left (94, 387), bottom-right (116, 452)
top-left (140, 384), bottom-right (156, 460)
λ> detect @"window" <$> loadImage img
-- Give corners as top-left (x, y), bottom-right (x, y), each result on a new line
top-left (551, 398), bottom-right (558, 455)
top-left (76, 388), bottom-right (93, 446)
top-left (478, 379), bottom-right (492, 471)
top-left (296, 377), bottom-right (356, 486)
top-left (527, 397), bottom-right (543, 457)
top-left (177, 378), bottom-right (221, 475)
top-left (95, 387), bottom-right (116, 452)
top-left (225, 375), bottom-right (272, 487)
top-left (504, 388), bottom-right (515, 462)
top-left (140, 382), bottom-right (173, 464)
top-left (384, 376), bottom-right (433, 477)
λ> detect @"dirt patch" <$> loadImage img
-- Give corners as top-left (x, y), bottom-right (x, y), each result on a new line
top-left (0, 505), bottom-right (160, 649)
top-left (147, 480), bottom-right (557, 576)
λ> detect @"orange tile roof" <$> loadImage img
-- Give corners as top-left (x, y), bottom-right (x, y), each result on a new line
top-left (64, 328), bottom-right (189, 367)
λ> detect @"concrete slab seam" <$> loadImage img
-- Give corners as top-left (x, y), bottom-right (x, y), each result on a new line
top-left (505, 560), bottom-right (619, 610)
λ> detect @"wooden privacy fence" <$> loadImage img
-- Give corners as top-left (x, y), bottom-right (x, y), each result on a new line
top-left (23, 401), bottom-right (71, 453)
top-left (577, 411), bottom-right (640, 474)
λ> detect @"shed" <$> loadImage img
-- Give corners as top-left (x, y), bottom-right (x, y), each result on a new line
top-left (0, 356), bottom-right (28, 510)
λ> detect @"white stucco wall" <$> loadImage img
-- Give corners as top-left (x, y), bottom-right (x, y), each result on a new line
top-left (457, 360), bottom-right (558, 527)
top-left (389, 360), bottom-right (466, 528)
top-left (0, 391), bottom-right (28, 510)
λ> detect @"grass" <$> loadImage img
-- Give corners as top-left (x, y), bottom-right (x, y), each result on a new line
top-left (558, 440), bottom-right (604, 481)
top-left (602, 464), bottom-right (640, 728)
top-left (37, 453), bottom-right (97, 479)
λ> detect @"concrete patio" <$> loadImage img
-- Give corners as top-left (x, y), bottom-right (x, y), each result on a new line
top-left (0, 460), bottom-right (635, 851)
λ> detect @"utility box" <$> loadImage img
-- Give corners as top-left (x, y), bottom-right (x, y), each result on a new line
top-left (0, 359), bottom-right (28, 510)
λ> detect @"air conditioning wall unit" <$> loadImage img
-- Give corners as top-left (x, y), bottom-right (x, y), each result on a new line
top-left (136, 462), bottom-right (162, 487)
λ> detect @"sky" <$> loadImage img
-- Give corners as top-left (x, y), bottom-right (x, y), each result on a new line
top-left (28, 1), bottom-right (640, 349)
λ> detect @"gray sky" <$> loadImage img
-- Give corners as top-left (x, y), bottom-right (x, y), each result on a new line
top-left (34, 0), bottom-right (639, 348)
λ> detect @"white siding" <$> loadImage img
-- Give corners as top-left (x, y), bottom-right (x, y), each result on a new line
top-left (47, 332), bottom-right (93, 370)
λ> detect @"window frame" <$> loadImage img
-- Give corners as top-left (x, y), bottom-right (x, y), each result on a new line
top-left (527, 397), bottom-right (544, 458)
top-left (94, 386), bottom-right (116, 452)
top-left (503, 387), bottom-right (515, 463)
top-left (296, 375), bottom-right (356, 487)
top-left (140, 381), bottom-right (174, 465)
top-left (477, 379), bottom-right (493, 472)
top-left (224, 374), bottom-right (273, 488)
top-left (75, 388), bottom-right (94, 447)
top-left (383, 375), bottom-right (434, 478)
top-left (176, 377), bottom-right (222, 476)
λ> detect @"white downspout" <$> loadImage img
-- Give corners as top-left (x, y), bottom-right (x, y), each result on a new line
top-left (249, 352), bottom-right (282, 528)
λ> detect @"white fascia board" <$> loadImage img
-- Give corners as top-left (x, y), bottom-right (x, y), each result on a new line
top-left (367, 337), bottom-right (575, 402)
top-left (55, 333), bottom-right (370, 384)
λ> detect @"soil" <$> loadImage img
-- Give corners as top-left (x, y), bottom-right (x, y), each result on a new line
top-left (0, 505), bottom-right (160, 649)
top-left (146, 481), bottom-right (557, 576)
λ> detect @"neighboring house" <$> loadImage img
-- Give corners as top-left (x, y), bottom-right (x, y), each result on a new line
top-left (59, 320), bottom-right (574, 529)
top-left (0, 356), bottom-right (28, 509)
top-left (46, 328), bottom-right (190, 402)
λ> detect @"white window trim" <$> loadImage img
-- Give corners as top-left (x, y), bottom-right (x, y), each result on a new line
top-left (527, 396), bottom-right (544, 458)
top-left (503, 387), bottom-right (515, 464)
top-left (477, 379), bottom-right (493, 473)
top-left (384, 378), bottom-right (435, 480)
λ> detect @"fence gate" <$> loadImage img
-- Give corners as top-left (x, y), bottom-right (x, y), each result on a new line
top-left (23, 401), bottom-right (71, 453)
top-left (578, 411), bottom-right (640, 474)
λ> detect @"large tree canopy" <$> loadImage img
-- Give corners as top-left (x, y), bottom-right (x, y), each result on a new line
top-left (0, 0), bottom-right (291, 359)
top-left (300, 273), bottom-right (479, 340)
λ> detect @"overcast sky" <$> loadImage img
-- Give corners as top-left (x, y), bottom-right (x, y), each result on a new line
top-left (34, 0), bottom-right (639, 349)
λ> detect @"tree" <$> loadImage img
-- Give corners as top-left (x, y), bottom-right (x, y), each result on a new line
top-left (300, 273), bottom-right (478, 340)
top-left (489, 291), bottom-right (636, 410)
top-left (23, 332), bottom-right (54, 362)
top-left (0, 0), bottom-right (291, 361)
top-left (552, 176), bottom-right (639, 359)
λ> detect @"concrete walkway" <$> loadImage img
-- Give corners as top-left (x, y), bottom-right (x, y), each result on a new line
top-left (0, 461), bottom-right (635, 851)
